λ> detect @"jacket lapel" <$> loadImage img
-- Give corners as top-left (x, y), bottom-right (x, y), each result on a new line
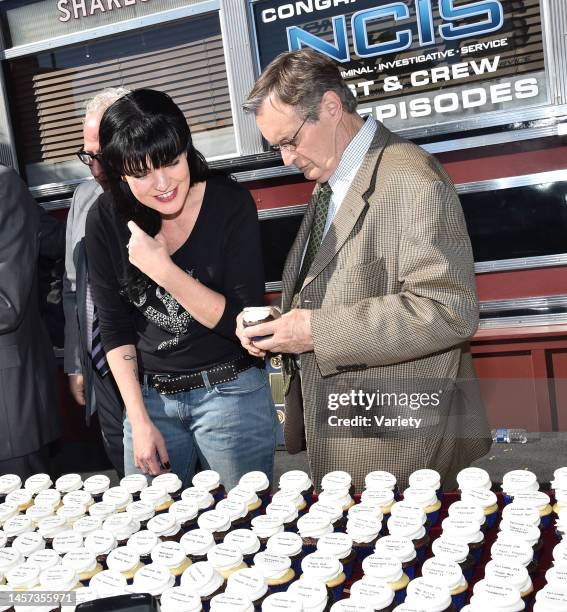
top-left (301, 122), bottom-right (391, 290)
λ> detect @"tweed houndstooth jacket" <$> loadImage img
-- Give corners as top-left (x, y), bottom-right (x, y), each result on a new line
top-left (281, 121), bottom-right (491, 492)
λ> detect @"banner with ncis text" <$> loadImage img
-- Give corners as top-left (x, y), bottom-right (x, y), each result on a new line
top-left (249, 0), bottom-right (548, 134)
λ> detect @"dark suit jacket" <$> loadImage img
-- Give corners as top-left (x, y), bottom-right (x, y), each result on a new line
top-left (282, 122), bottom-right (491, 491)
top-left (0, 166), bottom-right (62, 459)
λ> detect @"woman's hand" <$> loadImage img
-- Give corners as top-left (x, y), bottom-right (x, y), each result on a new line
top-left (127, 220), bottom-right (172, 285)
top-left (131, 419), bottom-right (171, 476)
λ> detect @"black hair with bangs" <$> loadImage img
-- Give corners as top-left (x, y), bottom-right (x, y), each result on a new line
top-left (98, 88), bottom-right (213, 300)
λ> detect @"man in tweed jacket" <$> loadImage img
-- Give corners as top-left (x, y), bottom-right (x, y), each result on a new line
top-left (238, 50), bottom-right (491, 492)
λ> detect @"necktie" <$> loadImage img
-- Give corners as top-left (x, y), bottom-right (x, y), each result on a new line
top-left (91, 306), bottom-right (110, 378)
top-left (282, 183), bottom-right (332, 394)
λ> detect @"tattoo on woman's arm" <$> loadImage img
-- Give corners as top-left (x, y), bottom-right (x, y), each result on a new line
top-left (123, 353), bottom-right (138, 377)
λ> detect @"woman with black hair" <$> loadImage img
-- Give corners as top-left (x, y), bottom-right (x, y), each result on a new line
top-left (85, 89), bottom-right (276, 489)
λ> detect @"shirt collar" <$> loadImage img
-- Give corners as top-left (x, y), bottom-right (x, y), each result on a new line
top-left (328, 115), bottom-right (377, 192)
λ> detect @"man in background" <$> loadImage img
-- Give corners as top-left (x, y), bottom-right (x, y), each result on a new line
top-left (0, 165), bottom-right (62, 478)
top-left (63, 87), bottom-right (129, 477)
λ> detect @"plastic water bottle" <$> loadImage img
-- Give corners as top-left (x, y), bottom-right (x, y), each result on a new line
top-left (491, 428), bottom-right (528, 444)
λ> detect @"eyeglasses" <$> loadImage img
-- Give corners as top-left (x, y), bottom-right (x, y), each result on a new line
top-left (76, 147), bottom-right (102, 166)
top-left (270, 117), bottom-right (308, 153)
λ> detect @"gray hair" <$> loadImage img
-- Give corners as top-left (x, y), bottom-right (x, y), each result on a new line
top-left (84, 87), bottom-right (131, 117)
top-left (243, 49), bottom-right (357, 121)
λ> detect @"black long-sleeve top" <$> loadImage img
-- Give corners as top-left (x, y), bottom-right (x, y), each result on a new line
top-left (85, 175), bottom-right (264, 374)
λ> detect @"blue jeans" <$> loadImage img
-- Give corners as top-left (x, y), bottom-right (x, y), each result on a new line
top-left (123, 366), bottom-right (277, 491)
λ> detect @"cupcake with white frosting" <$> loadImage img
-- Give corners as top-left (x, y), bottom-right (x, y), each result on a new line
top-left (34, 489), bottom-right (61, 512)
top-left (250, 515), bottom-right (284, 547)
top-left (82, 474), bottom-right (110, 503)
top-left (405, 577), bottom-right (454, 612)
top-left (55, 474), bottom-right (83, 495)
top-left (152, 540), bottom-right (192, 584)
top-left (208, 544), bottom-right (247, 581)
top-left (329, 601), bottom-right (374, 612)
top-left (447, 501), bottom-right (486, 529)
top-left (37, 516), bottom-right (67, 547)
top-left (127, 529), bottom-right (160, 564)
top-left (350, 576), bottom-right (396, 612)
top-left (308, 501), bottom-right (346, 531)
top-left (287, 578), bottom-right (329, 612)
top-left (153, 473), bottom-right (183, 501)
top-left (102, 486), bottom-right (132, 512)
top-left (318, 487), bottom-right (355, 516)
top-left (228, 486), bottom-right (263, 519)
top-left (491, 535), bottom-right (536, 575)
top-left (62, 490), bottom-right (93, 509)
top-left (169, 501), bottom-right (199, 533)
top-left (12, 532), bottom-right (45, 558)
top-left (106, 546), bottom-right (144, 583)
top-left (347, 503), bottom-right (383, 524)
top-left (39, 566), bottom-right (82, 591)
top-left (441, 516), bottom-right (485, 563)
top-left (24, 474), bottom-right (52, 497)
top-left (376, 535), bottom-right (418, 579)
top-left (408, 469), bottom-right (441, 499)
top-left (209, 593), bottom-right (254, 612)
top-left (501, 470), bottom-right (539, 504)
top-left (62, 548), bottom-right (102, 585)
top-left (261, 592), bottom-right (303, 612)
top-left (27, 549), bottom-right (61, 573)
top-left (226, 567), bottom-right (269, 609)
top-left (266, 531), bottom-right (303, 573)
top-left (460, 488), bottom-right (499, 529)
top-left (6, 563), bottom-right (41, 590)
top-left (316, 532), bottom-right (356, 579)
top-left (270, 489), bottom-right (307, 515)
top-left (147, 512), bottom-right (181, 543)
top-left (224, 529), bottom-right (261, 564)
top-left (88, 568), bottom-right (128, 597)
top-left (140, 486), bottom-right (173, 513)
top-left (296, 513), bottom-right (333, 554)
top-left (88, 501), bottom-right (117, 521)
top-left (130, 562), bottom-right (175, 597)
top-left (179, 528), bottom-right (215, 563)
top-left (321, 471), bottom-right (352, 494)
top-left (471, 579), bottom-right (524, 612)
top-left (361, 553), bottom-right (409, 605)
top-left (103, 513), bottom-right (140, 546)
top-left (239, 471), bottom-right (271, 506)
top-left (0, 548), bottom-right (22, 577)
top-left (84, 530), bottom-right (117, 567)
top-left (431, 536), bottom-right (476, 581)
top-left (512, 491), bottom-right (553, 529)
top-left (553, 489), bottom-right (567, 518)
top-left (360, 489), bottom-right (396, 525)
top-left (197, 510), bottom-right (232, 542)
top-left (499, 518), bottom-right (543, 559)
top-left (301, 552), bottom-right (346, 599)
top-left (278, 470), bottom-right (314, 506)
top-left (180, 561), bottom-right (225, 607)
top-left (365, 470), bottom-right (398, 494)
top-left (216, 499), bottom-right (251, 529)
top-left (26, 505), bottom-right (55, 528)
top-left (192, 471), bottom-right (225, 503)
top-left (544, 565), bottom-right (567, 590)
top-left (0, 475), bottom-right (22, 503)
top-left (485, 558), bottom-right (534, 607)
top-left (403, 487), bottom-right (442, 526)
top-left (346, 516), bottom-right (381, 560)
top-left (56, 502), bottom-right (87, 527)
top-left (533, 584), bottom-right (567, 612)
top-left (421, 557), bottom-right (469, 609)
top-left (126, 500), bottom-right (156, 530)
top-left (0, 502), bottom-right (18, 527)
top-left (3, 515), bottom-right (33, 546)
top-left (386, 515), bottom-right (429, 562)
top-left (265, 501), bottom-right (298, 532)
top-left (501, 504), bottom-right (541, 529)
top-left (181, 488), bottom-right (216, 514)
top-left (253, 551), bottom-right (294, 593)
top-left (160, 586), bottom-right (203, 612)
top-left (457, 467), bottom-right (492, 492)
top-left (119, 474), bottom-right (148, 501)
top-left (5, 489), bottom-right (33, 512)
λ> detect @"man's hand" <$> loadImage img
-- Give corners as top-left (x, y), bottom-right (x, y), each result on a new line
top-left (69, 374), bottom-right (86, 406)
top-left (238, 308), bottom-right (314, 355)
top-left (131, 419), bottom-right (171, 476)
top-left (127, 220), bottom-right (172, 286)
